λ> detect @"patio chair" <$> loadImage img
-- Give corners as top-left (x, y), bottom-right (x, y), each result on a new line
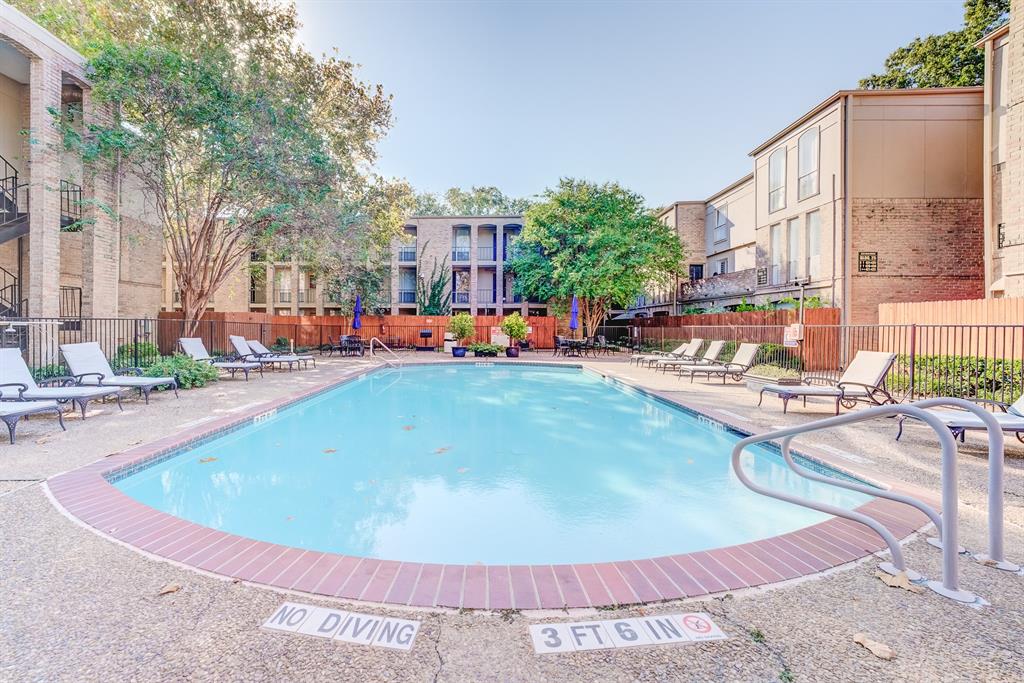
top-left (0, 395), bottom-right (65, 444)
top-left (179, 338), bottom-right (262, 380)
top-left (758, 350), bottom-right (897, 416)
top-left (652, 340), bottom-right (725, 373)
top-left (339, 335), bottom-right (365, 357)
top-left (0, 348), bottom-right (123, 417)
top-left (632, 339), bottom-right (703, 367)
top-left (676, 343), bottom-right (761, 383)
top-left (247, 339), bottom-right (316, 369)
top-left (895, 393), bottom-right (1024, 445)
top-left (552, 335), bottom-right (572, 357)
top-left (61, 342), bottom-right (179, 404)
top-left (229, 336), bottom-right (283, 371)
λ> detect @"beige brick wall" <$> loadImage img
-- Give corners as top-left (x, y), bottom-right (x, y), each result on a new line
top-left (849, 198), bottom-right (985, 324)
top-left (1001, 1), bottom-right (1024, 296)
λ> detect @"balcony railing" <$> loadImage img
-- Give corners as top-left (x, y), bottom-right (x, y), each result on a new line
top-left (249, 288), bottom-right (267, 304)
top-left (59, 179), bottom-right (82, 231)
top-left (398, 246), bottom-right (416, 262)
top-left (478, 246), bottom-right (496, 261)
top-left (297, 288), bottom-right (315, 304)
top-left (452, 291), bottom-right (470, 304)
top-left (452, 248), bottom-right (470, 262)
top-left (477, 289), bottom-right (495, 304)
top-left (275, 289), bottom-right (292, 303)
top-left (398, 289), bottom-right (416, 304)
top-left (503, 293), bottom-right (523, 304)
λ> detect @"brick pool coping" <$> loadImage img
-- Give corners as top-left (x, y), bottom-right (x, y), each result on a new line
top-left (46, 361), bottom-right (934, 611)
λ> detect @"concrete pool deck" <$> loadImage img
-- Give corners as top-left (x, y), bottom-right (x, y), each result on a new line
top-left (2, 352), bottom-right (1023, 681)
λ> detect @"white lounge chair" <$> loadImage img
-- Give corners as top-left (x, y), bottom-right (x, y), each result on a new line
top-left (179, 338), bottom-right (262, 380)
top-left (896, 394), bottom-right (1024, 445)
top-left (758, 350), bottom-right (897, 415)
top-left (0, 396), bottom-right (65, 444)
top-left (247, 339), bottom-right (315, 370)
top-left (677, 343), bottom-right (761, 383)
top-left (229, 336), bottom-right (297, 371)
top-left (0, 348), bottom-right (123, 417)
top-left (61, 342), bottom-right (178, 404)
top-left (653, 340), bottom-right (726, 373)
top-left (632, 339), bottom-right (704, 368)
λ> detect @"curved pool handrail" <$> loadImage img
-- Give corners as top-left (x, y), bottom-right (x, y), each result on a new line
top-left (731, 403), bottom-right (980, 603)
top-left (369, 337), bottom-right (403, 368)
top-left (896, 397), bottom-right (1015, 572)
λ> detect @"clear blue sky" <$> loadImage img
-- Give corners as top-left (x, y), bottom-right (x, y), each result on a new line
top-left (296, 0), bottom-right (966, 207)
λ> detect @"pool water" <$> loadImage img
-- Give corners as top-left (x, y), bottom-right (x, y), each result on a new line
top-left (115, 364), bottom-right (870, 564)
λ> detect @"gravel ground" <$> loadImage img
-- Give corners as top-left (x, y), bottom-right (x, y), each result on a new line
top-left (2, 354), bottom-right (1023, 682)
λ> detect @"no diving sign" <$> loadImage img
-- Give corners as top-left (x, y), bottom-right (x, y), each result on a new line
top-left (262, 602), bottom-right (420, 651)
top-left (529, 612), bottom-right (727, 654)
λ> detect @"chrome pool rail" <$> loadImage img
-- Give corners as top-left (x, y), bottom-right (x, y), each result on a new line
top-left (897, 398), bottom-right (1017, 573)
top-left (730, 400), bottom-right (1007, 604)
top-left (369, 337), bottom-right (403, 368)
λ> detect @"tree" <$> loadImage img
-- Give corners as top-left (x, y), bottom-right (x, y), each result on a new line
top-left (37, 0), bottom-right (396, 331)
top-left (413, 186), bottom-right (532, 215)
top-left (860, 0), bottom-right (1009, 88)
top-left (506, 179), bottom-right (686, 335)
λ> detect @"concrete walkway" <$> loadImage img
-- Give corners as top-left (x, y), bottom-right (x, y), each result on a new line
top-left (2, 353), bottom-right (1022, 681)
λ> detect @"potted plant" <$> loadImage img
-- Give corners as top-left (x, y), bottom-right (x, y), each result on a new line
top-left (468, 342), bottom-right (502, 357)
top-left (447, 313), bottom-right (475, 357)
top-left (500, 312), bottom-right (528, 358)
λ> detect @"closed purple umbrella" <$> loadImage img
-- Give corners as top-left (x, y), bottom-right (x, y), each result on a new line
top-left (569, 295), bottom-right (579, 338)
top-left (352, 295), bottom-right (362, 331)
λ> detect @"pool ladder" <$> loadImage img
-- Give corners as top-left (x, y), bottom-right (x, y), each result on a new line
top-left (732, 398), bottom-right (1017, 604)
top-left (369, 337), bottom-right (404, 368)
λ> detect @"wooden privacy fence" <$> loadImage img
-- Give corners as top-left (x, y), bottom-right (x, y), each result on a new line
top-left (156, 312), bottom-right (558, 352)
top-left (879, 298), bottom-right (1024, 360)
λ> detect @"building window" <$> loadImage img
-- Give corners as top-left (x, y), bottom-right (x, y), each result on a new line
top-left (713, 205), bottom-right (728, 243)
top-left (689, 264), bottom-right (704, 281)
top-left (787, 217), bottom-right (800, 280)
top-left (798, 127), bottom-right (819, 200)
top-left (768, 147), bottom-right (786, 213)
top-left (805, 210), bottom-right (821, 279)
top-left (858, 252), bottom-right (878, 272)
top-left (715, 259), bottom-right (728, 275)
top-left (769, 223), bottom-right (783, 284)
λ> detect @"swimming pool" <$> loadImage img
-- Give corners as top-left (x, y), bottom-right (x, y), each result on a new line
top-left (114, 364), bottom-right (870, 565)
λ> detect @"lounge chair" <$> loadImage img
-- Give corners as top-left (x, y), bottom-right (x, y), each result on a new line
top-left (676, 343), bottom-right (761, 383)
top-left (0, 348), bottom-right (123, 417)
top-left (247, 339), bottom-right (316, 369)
top-left (653, 340), bottom-right (725, 373)
top-left (61, 342), bottom-right (179, 404)
top-left (758, 350), bottom-right (897, 416)
top-left (896, 393), bottom-right (1024, 444)
top-left (632, 339), bottom-right (703, 368)
top-left (179, 338), bottom-right (262, 380)
top-left (0, 394), bottom-right (65, 444)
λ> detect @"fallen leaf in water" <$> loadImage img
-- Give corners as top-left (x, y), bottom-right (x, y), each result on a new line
top-left (686, 458), bottom-right (695, 465)
top-left (402, 425), bottom-right (415, 431)
top-left (286, 516), bottom-right (295, 522)
top-left (435, 446), bottom-right (450, 454)
top-left (875, 571), bottom-right (923, 593)
top-left (369, 479), bottom-right (377, 485)
top-left (457, 467), bottom-right (469, 474)
top-left (198, 457), bottom-right (218, 464)
top-left (158, 583), bottom-right (181, 596)
top-left (853, 633), bottom-right (896, 660)
top-left (323, 448), bottom-right (336, 454)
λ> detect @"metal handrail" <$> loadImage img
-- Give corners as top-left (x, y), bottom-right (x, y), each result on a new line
top-left (731, 401), bottom-right (1000, 603)
top-left (369, 337), bottom-right (403, 368)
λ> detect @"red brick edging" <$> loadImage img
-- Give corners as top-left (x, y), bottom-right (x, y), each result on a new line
top-left (46, 364), bottom-right (932, 610)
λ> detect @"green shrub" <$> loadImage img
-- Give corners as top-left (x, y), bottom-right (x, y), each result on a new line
top-left (32, 364), bottom-right (67, 381)
top-left (143, 354), bottom-right (219, 389)
top-left (500, 312), bottom-right (528, 342)
top-left (747, 364), bottom-right (801, 380)
top-left (889, 355), bottom-right (1023, 401)
top-left (448, 313), bottom-right (475, 344)
top-left (468, 342), bottom-right (504, 354)
top-left (113, 341), bottom-right (161, 369)
top-left (755, 343), bottom-right (802, 371)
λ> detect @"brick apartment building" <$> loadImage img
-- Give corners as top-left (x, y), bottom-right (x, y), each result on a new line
top-left (635, 87), bottom-right (986, 325)
top-left (0, 3), bottom-right (162, 319)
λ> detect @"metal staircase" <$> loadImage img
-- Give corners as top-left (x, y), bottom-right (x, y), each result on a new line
top-left (0, 154), bottom-right (28, 247)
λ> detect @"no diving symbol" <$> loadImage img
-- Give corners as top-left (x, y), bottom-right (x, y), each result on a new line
top-left (682, 614), bottom-right (711, 634)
